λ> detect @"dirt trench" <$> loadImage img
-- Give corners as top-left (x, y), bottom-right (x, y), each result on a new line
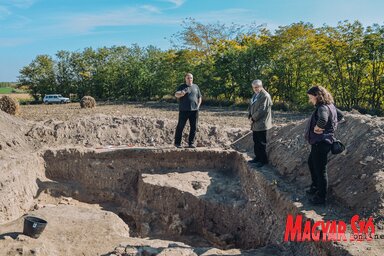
top-left (1, 147), bottom-right (356, 255)
top-left (0, 106), bottom-right (383, 255)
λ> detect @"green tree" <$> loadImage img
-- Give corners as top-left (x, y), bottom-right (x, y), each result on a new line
top-left (269, 22), bottom-right (320, 107)
top-left (16, 20), bottom-right (383, 113)
top-left (362, 24), bottom-right (384, 111)
top-left (317, 21), bottom-right (367, 108)
top-left (70, 48), bottom-right (97, 98)
top-left (19, 55), bottom-right (56, 101)
top-left (56, 50), bottom-right (75, 97)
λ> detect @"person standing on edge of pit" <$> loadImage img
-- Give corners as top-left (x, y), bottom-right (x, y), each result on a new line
top-left (174, 73), bottom-right (202, 148)
top-left (305, 85), bottom-right (344, 205)
top-left (248, 79), bottom-right (273, 167)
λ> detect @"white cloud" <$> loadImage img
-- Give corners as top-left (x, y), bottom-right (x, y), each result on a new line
top-left (1, 3), bottom-right (272, 44)
top-left (0, 12), bottom-right (31, 30)
top-left (7, 0), bottom-right (36, 8)
top-left (167, 0), bottom-right (185, 7)
top-left (140, 5), bottom-right (161, 14)
top-left (0, 37), bottom-right (31, 47)
top-left (59, 7), bottom-right (180, 33)
top-left (160, 0), bottom-right (185, 8)
top-left (29, 6), bottom-right (262, 37)
top-left (0, 6), bottom-right (11, 19)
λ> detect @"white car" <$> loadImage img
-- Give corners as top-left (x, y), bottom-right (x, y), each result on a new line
top-left (43, 94), bottom-right (70, 104)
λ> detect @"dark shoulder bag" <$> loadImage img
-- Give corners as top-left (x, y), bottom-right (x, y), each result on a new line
top-left (331, 140), bottom-right (345, 154)
top-left (325, 105), bottom-right (346, 155)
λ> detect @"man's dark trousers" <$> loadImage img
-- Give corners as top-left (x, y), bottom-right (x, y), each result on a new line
top-left (253, 130), bottom-right (268, 164)
top-left (175, 110), bottom-right (198, 145)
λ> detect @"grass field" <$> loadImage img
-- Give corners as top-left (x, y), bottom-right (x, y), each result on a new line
top-left (0, 87), bottom-right (27, 93)
top-left (0, 86), bottom-right (32, 101)
top-left (0, 87), bottom-right (14, 94)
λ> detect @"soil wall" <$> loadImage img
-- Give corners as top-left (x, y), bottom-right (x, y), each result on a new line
top-left (234, 113), bottom-right (384, 216)
top-left (0, 155), bottom-right (46, 223)
top-left (42, 148), bottom-right (352, 255)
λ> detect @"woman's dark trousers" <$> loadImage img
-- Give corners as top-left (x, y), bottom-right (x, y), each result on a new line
top-left (308, 142), bottom-right (332, 200)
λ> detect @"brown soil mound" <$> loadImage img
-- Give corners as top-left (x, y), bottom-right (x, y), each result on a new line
top-left (268, 114), bottom-right (384, 217)
top-left (25, 114), bottom-right (247, 149)
top-left (233, 113), bottom-right (384, 218)
top-left (0, 110), bottom-right (32, 158)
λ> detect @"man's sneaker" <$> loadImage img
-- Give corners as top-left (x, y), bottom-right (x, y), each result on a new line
top-left (188, 144), bottom-right (196, 148)
top-left (175, 144), bottom-right (182, 148)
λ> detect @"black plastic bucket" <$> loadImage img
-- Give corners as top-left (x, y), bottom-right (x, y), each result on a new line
top-left (23, 216), bottom-right (48, 238)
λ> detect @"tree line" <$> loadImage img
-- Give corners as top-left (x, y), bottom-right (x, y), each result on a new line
top-left (18, 19), bottom-right (384, 114)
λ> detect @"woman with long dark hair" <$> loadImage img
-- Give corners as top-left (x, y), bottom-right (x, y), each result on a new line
top-left (305, 85), bottom-right (344, 205)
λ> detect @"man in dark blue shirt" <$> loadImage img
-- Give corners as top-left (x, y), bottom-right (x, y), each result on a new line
top-left (174, 73), bottom-right (202, 148)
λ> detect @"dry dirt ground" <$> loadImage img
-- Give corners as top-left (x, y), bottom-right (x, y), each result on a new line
top-left (0, 102), bottom-right (383, 256)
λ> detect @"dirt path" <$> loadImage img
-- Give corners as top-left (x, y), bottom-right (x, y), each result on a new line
top-left (18, 102), bottom-right (306, 125)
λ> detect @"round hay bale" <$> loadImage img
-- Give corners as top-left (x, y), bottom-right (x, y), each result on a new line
top-left (0, 95), bottom-right (20, 115)
top-left (80, 96), bottom-right (96, 109)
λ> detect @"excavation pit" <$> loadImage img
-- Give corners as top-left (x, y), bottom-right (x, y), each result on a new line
top-left (1, 105), bottom-right (383, 255)
top-left (40, 148), bottom-right (288, 249)
top-left (31, 147), bottom-right (355, 255)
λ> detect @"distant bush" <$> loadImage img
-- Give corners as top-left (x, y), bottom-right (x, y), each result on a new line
top-left (160, 94), bottom-right (177, 103)
top-left (272, 101), bottom-right (291, 112)
top-left (349, 106), bottom-right (384, 116)
top-left (203, 97), bottom-right (234, 107)
top-left (0, 95), bottom-right (20, 115)
top-left (80, 96), bottom-right (96, 108)
top-left (17, 85), bottom-right (30, 91)
top-left (0, 82), bottom-right (17, 88)
top-left (233, 100), bottom-right (249, 109)
top-left (19, 98), bottom-right (38, 105)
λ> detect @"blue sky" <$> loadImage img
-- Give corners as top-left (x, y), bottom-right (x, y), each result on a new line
top-left (1, 0), bottom-right (383, 82)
